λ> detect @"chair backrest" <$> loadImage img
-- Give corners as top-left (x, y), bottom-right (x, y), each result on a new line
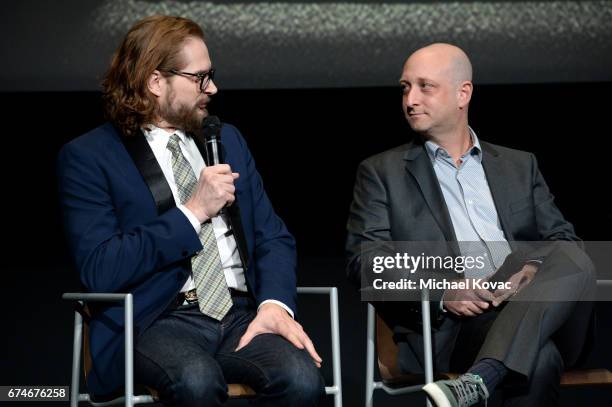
top-left (375, 314), bottom-right (402, 380)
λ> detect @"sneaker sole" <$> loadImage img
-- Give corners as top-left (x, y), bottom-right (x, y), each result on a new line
top-left (422, 382), bottom-right (452, 407)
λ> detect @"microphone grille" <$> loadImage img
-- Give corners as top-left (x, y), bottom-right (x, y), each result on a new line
top-left (202, 115), bottom-right (221, 141)
top-left (202, 115), bottom-right (221, 129)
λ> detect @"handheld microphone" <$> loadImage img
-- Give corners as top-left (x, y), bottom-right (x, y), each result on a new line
top-left (202, 115), bottom-right (223, 166)
top-left (201, 115), bottom-right (227, 216)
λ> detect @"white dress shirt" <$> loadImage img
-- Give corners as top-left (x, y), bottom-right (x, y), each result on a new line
top-left (142, 125), bottom-right (293, 317)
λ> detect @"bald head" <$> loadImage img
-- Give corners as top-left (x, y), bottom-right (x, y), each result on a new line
top-left (399, 43), bottom-right (474, 138)
top-left (406, 43), bottom-right (472, 86)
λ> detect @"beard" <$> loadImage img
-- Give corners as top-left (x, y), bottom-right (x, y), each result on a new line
top-left (159, 89), bottom-right (207, 133)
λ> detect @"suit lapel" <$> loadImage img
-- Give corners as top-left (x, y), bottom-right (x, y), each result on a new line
top-left (121, 130), bottom-right (175, 214)
top-left (191, 130), bottom-right (250, 270)
top-left (480, 142), bottom-right (514, 243)
top-left (403, 142), bottom-right (459, 254)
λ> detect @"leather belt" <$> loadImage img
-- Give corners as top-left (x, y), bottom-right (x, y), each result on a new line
top-left (175, 288), bottom-right (251, 307)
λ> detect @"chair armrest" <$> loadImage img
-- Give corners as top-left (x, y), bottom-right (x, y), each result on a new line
top-left (62, 292), bottom-right (131, 302)
top-left (296, 287), bottom-right (342, 403)
top-left (62, 292), bottom-right (137, 406)
top-left (420, 288), bottom-right (434, 385)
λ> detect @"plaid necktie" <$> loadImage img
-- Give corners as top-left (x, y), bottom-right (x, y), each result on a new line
top-left (166, 134), bottom-right (232, 320)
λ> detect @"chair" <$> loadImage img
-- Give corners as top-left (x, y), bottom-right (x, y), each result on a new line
top-left (365, 281), bottom-right (612, 407)
top-left (63, 286), bottom-right (342, 407)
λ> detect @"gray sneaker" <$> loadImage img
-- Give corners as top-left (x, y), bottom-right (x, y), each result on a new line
top-left (422, 373), bottom-right (489, 407)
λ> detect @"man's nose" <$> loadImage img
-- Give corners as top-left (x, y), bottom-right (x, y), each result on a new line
top-left (205, 79), bottom-right (218, 95)
top-left (404, 88), bottom-right (419, 108)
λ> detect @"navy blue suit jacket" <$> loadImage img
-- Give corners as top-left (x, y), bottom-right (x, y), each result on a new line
top-left (58, 122), bottom-right (297, 396)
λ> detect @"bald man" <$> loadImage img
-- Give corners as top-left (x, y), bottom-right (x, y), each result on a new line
top-left (346, 43), bottom-right (595, 407)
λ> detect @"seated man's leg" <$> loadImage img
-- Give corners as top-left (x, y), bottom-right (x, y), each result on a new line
top-left (217, 298), bottom-right (325, 406)
top-left (500, 340), bottom-right (563, 407)
top-left (398, 314), bottom-right (461, 375)
top-left (552, 299), bottom-right (595, 369)
top-left (476, 246), bottom-right (595, 379)
top-left (424, 247), bottom-right (595, 407)
top-left (134, 304), bottom-right (227, 407)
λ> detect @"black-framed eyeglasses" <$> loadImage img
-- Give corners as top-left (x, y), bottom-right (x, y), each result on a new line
top-left (164, 68), bottom-right (216, 92)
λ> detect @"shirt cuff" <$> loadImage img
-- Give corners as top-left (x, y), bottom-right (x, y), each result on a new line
top-left (178, 205), bottom-right (201, 233)
top-left (258, 299), bottom-right (295, 319)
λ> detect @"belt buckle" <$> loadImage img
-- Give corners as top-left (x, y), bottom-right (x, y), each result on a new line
top-left (184, 289), bottom-right (198, 304)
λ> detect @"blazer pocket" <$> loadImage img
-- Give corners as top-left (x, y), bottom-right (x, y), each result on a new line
top-left (509, 196), bottom-right (533, 214)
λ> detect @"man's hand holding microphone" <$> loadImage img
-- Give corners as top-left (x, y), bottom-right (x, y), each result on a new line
top-left (184, 164), bottom-right (238, 223)
top-left (184, 115), bottom-right (237, 223)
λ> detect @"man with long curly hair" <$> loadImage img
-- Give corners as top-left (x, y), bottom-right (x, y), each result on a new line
top-left (58, 15), bottom-right (324, 406)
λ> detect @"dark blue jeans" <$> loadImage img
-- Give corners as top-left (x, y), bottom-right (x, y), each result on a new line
top-left (134, 297), bottom-right (325, 406)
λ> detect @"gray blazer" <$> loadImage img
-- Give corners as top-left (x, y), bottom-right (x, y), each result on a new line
top-left (345, 137), bottom-right (579, 327)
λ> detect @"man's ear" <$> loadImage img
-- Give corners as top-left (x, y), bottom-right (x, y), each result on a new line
top-left (147, 70), bottom-right (164, 97)
top-left (458, 81), bottom-right (473, 109)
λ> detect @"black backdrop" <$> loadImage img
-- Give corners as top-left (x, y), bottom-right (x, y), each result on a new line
top-left (1, 83), bottom-right (612, 406)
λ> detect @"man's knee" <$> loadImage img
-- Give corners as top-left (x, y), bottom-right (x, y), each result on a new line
top-left (172, 359), bottom-right (227, 406)
top-left (269, 350), bottom-right (325, 405)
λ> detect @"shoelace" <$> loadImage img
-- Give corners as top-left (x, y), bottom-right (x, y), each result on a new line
top-left (450, 374), bottom-right (490, 407)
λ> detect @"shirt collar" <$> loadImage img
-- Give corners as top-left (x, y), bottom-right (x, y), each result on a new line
top-left (424, 126), bottom-right (482, 163)
top-left (141, 124), bottom-right (188, 145)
